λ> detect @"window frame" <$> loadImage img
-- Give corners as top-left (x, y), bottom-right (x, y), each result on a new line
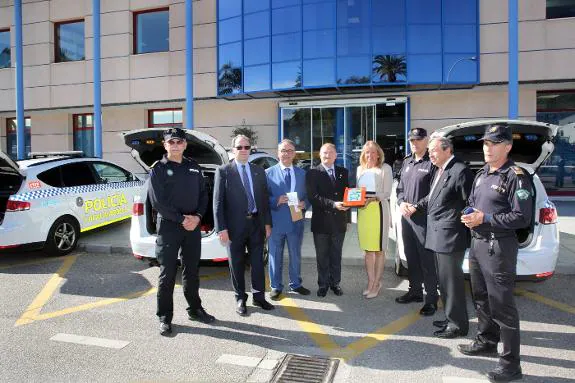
top-left (6, 116), bottom-right (31, 159)
top-left (91, 161), bottom-right (134, 184)
top-left (148, 108), bottom-right (183, 129)
top-left (54, 19), bottom-right (86, 63)
top-left (133, 7), bottom-right (170, 55)
top-left (73, 113), bottom-right (94, 157)
top-left (0, 28), bottom-right (10, 69)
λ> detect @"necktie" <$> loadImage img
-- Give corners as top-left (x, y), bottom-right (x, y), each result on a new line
top-left (430, 167), bottom-right (444, 197)
top-left (284, 168), bottom-right (292, 191)
top-left (328, 168), bottom-right (336, 184)
top-left (241, 165), bottom-right (256, 213)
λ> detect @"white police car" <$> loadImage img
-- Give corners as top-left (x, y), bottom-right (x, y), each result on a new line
top-left (0, 151), bottom-right (143, 256)
top-left (390, 120), bottom-right (560, 281)
top-left (227, 148), bottom-right (278, 169)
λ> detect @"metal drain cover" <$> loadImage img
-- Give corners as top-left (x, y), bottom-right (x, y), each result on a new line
top-left (270, 354), bottom-right (339, 383)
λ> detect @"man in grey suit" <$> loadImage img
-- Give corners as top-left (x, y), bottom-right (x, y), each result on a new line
top-left (409, 134), bottom-right (474, 338)
top-left (214, 135), bottom-right (274, 316)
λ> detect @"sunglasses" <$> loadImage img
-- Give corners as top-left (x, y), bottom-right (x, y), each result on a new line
top-left (166, 139), bottom-right (185, 145)
top-left (235, 145), bottom-right (251, 151)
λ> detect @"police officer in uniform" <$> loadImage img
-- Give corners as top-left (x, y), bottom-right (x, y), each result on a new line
top-left (149, 127), bottom-right (215, 336)
top-left (395, 128), bottom-right (439, 316)
top-left (459, 124), bottom-right (533, 382)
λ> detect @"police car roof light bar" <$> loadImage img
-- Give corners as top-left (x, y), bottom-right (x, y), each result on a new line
top-left (29, 151), bottom-right (85, 159)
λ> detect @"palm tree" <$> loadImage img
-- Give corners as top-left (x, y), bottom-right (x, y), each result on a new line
top-left (372, 54), bottom-right (407, 83)
top-left (218, 62), bottom-right (242, 95)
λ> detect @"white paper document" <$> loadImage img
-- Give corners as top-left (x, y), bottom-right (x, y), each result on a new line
top-left (286, 192), bottom-right (300, 212)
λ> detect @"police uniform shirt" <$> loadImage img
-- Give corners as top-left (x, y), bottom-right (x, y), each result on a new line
top-left (148, 155), bottom-right (208, 224)
top-left (396, 152), bottom-right (436, 205)
top-left (469, 159), bottom-right (533, 235)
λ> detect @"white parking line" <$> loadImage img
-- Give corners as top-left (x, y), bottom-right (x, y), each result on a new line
top-left (216, 354), bottom-right (262, 368)
top-left (50, 333), bottom-right (130, 349)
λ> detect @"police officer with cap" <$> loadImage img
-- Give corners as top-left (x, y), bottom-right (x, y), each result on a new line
top-left (459, 124), bottom-right (533, 382)
top-left (395, 128), bottom-right (439, 316)
top-left (149, 127), bottom-right (215, 336)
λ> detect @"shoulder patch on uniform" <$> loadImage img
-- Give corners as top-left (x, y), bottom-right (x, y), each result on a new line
top-left (516, 188), bottom-right (530, 200)
top-left (512, 166), bottom-right (524, 175)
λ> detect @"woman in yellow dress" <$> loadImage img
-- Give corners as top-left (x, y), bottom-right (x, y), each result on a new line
top-left (357, 141), bottom-right (392, 299)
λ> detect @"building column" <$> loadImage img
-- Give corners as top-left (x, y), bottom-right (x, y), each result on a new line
top-left (185, 0), bottom-right (194, 129)
top-left (14, 0), bottom-right (25, 159)
top-left (93, 0), bottom-right (102, 157)
top-left (508, 0), bottom-right (518, 119)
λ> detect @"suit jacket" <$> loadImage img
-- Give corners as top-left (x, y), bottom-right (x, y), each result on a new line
top-left (305, 164), bottom-right (350, 234)
top-left (213, 160), bottom-right (272, 241)
top-left (265, 164), bottom-right (309, 234)
top-left (417, 156), bottom-right (474, 253)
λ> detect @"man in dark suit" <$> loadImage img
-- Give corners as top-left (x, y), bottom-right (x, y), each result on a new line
top-left (305, 143), bottom-right (350, 297)
top-left (409, 134), bottom-right (474, 338)
top-left (213, 135), bottom-right (274, 316)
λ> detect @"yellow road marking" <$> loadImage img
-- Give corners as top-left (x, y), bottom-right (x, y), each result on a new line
top-left (515, 287), bottom-right (575, 315)
top-left (15, 255), bottom-right (78, 326)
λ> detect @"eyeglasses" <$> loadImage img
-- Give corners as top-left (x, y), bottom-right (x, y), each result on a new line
top-left (235, 145), bottom-right (251, 151)
top-left (280, 149), bottom-right (295, 154)
top-left (166, 139), bottom-right (185, 145)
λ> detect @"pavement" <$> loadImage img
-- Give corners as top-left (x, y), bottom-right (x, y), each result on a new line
top-left (78, 201), bottom-right (575, 275)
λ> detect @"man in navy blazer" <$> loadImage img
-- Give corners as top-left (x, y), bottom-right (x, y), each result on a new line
top-left (265, 139), bottom-right (311, 300)
top-left (213, 135), bottom-right (274, 316)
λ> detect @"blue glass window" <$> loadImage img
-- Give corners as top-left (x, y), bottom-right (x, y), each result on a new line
top-left (73, 114), bottom-right (94, 157)
top-left (245, 11), bottom-right (270, 39)
top-left (373, 25), bottom-right (406, 54)
top-left (372, 54), bottom-right (407, 83)
top-left (303, 2), bottom-right (336, 30)
top-left (337, 0), bottom-right (370, 28)
top-left (0, 29), bottom-right (11, 68)
top-left (219, 16), bottom-right (242, 44)
top-left (218, 0), bottom-right (242, 20)
top-left (337, 28), bottom-right (370, 56)
top-left (407, 54), bottom-right (442, 83)
top-left (407, 25), bottom-right (441, 54)
top-left (272, 0), bottom-right (301, 8)
top-left (444, 54), bottom-right (477, 83)
top-left (337, 56), bottom-right (370, 84)
top-left (244, 0), bottom-right (269, 14)
top-left (273, 6), bottom-right (302, 34)
top-left (245, 37), bottom-right (270, 66)
top-left (55, 20), bottom-right (85, 62)
top-left (244, 65), bottom-right (271, 91)
top-left (407, 0), bottom-right (441, 23)
top-left (219, 43), bottom-right (242, 94)
top-left (303, 30), bottom-right (335, 59)
top-left (149, 109), bottom-right (183, 127)
top-left (443, 25), bottom-right (476, 53)
top-left (443, 0), bottom-right (477, 24)
top-left (6, 118), bottom-right (31, 159)
top-left (372, 0), bottom-right (406, 25)
top-left (272, 61), bottom-right (301, 89)
top-left (135, 10), bottom-right (169, 54)
top-left (272, 33), bottom-right (301, 62)
top-left (303, 58), bottom-right (335, 86)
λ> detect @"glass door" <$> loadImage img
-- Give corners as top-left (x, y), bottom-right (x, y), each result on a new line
top-left (345, 106), bottom-right (375, 184)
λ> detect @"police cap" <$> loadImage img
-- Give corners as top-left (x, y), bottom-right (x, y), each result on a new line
top-left (408, 128), bottom-right (427, 140)
top-left (479, 124), bottom-right (513, 143)
top-left (163, 127), bottom-right (186, 141)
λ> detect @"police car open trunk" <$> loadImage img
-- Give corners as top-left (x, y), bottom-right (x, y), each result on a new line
top-left (435, 119), bottom-right (558, 247)
top-left (123, 128), bottom-right (229, 236)
top-left (0, 151), bottom-right (24, 225)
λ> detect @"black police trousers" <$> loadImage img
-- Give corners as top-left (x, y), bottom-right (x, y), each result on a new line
top-left (401, 216), bottom-right (438, 304)
top-left (156, 219), bottom-right (202, 324)
top-left (469, 236), bottom-right (520, 370)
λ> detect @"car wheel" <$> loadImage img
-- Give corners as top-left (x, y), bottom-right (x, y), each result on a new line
top-left (44, 216), bottom-right (80, 257)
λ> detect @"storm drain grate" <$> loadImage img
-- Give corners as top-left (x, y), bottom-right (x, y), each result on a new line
top-left (270, 354), bottom-right (339, 383)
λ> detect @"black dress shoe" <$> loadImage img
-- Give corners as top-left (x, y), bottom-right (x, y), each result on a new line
top-left (159, 322), bottom-right (172, 336)
top-left (487, 366), bottom-right (522, 382)
top-left (458, 339), bottom-right (498, 356)
top-left (434, 327), bottom-right (467, 339)
top-left (291, 286), bottom-right (311, 295)
top-left (188, 307), bottom-right (216, 324)
top-left (331, 286), bottom-right (343, 296)
top-left (317, 287), bottom-right (328, 297)
top-left (395, 291), bottom-right (424, 304)
top-left (253, 299), bottom-right (275, 311)
top-left (236, 300), bottom-right (248, 316)
top-left (433, 319), bottom-right (449, 328)
top-left (419, 303), bottom-right (437, 316)
top-left (270, 289), bottom-right (282, 301)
